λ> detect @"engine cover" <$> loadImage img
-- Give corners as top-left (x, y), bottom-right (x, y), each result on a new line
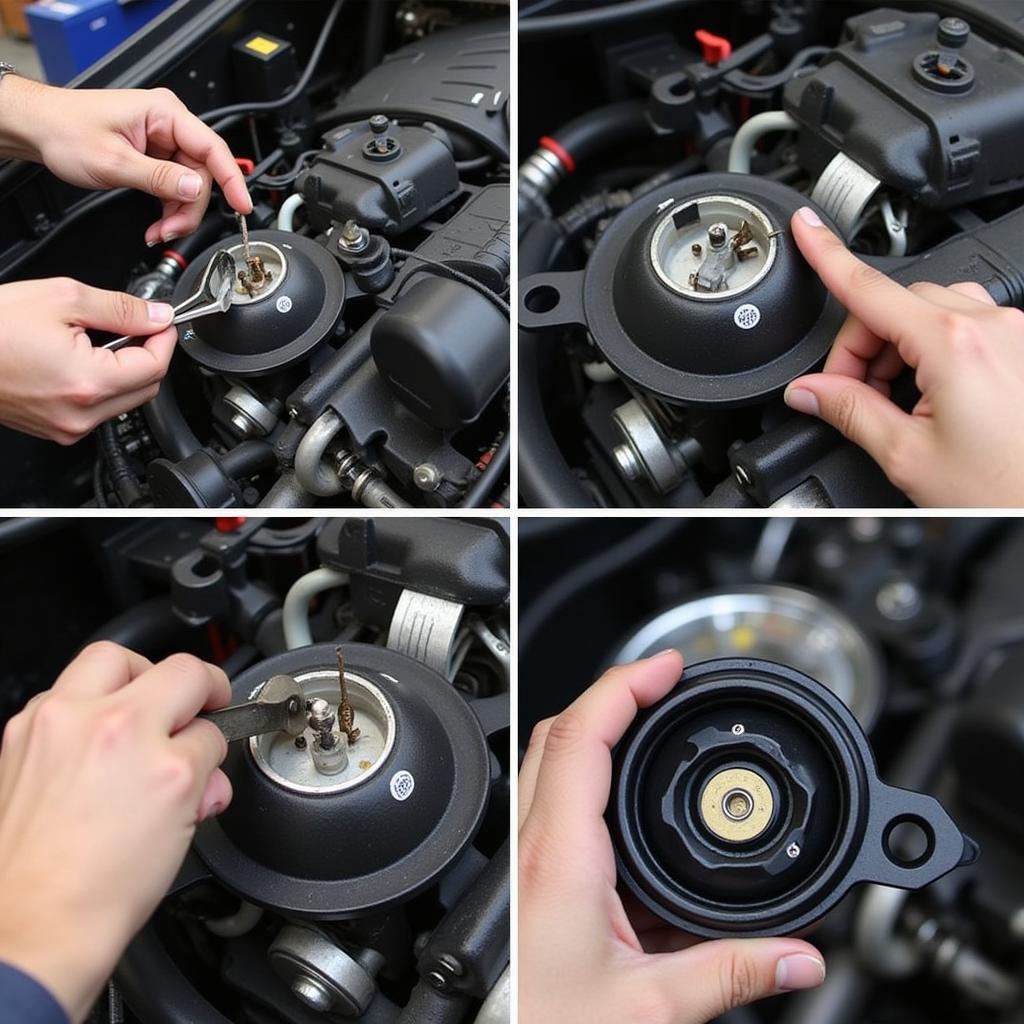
top-left (519, 174), bottom-right (845, 407)
top-left (193, 642), bottom-right (491, 918)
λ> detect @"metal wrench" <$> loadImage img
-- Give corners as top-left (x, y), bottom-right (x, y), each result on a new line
top-left (102, 249), bottom-right (237, 352)
top-left (199, 674), bottom-right (307, 743)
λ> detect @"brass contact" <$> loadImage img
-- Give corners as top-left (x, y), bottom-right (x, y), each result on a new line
top-left (698, 767), bottom-right (774, 843)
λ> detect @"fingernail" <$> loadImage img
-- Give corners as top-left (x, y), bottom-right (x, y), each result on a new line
top-left (162, 232), bottom-right (178, 244)
top-left (785, 386), bottom-right (820, 416)
top-left (797, 206), bottom-right (823, 227)
top-left (200, 799), bottom-right (225, 822)
top-left (776, 954), bottom-right (826, 992)
top-left (148, 302), bottom-right (174, 324)
top-left (145, 238), bottom-right (157, 248)
top-left (652, 648), bottom-right (680, 659)
top-left (178, 173), bottom-right (202, 199)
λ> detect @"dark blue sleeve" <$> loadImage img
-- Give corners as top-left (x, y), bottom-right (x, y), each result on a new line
top-left (0, 962), bottom-right (69, 1024)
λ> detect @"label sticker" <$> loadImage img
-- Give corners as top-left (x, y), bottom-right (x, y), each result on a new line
top-left (276, 296), bottom-right (293, 313)
top-left (246, 36), bottom-right (280, 55)
top-left (734, 304), bottom-right (761, 330)
top-left (390, 770), bottom-right (415, 801)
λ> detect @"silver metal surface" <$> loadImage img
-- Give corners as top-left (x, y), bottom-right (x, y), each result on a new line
top-left (250, 669), bottom-right (395, 795)
top-left (474, 964), bottom-right (511, 1024)
top-left (649, 194), bottom-right (777, 300)
top-left (223, 386), bottom-right (279, 437)
top-left (387, 589), bottom-right (465, 676)
top-left (610, 584), bottom-right (884, 728)
top-left (611, 399), bottom-right (686, 494)
top-left (269, 926), bottom-right (380, 1016)
top-left (295, 410), bottom-right (346, 496)
top-left (810, 152), bottom-right (882, 238)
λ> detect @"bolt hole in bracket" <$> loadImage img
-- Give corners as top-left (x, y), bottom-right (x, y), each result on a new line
top-left (608, 658), bottom-right (978, 938)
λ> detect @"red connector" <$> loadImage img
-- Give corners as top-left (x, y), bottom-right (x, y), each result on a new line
top-left (695, 28), bottom-right (732, 65)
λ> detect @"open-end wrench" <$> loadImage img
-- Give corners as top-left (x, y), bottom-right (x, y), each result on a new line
top-left (199, 674), bottom-right (307, 743)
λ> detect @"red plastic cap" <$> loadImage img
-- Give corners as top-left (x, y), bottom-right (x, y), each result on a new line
top-left (235, 157), bottom-right (255, 175)
top-left (215, 516), bottom-right (247, 532)
top-left (695, 28), bottom-right (732, 65)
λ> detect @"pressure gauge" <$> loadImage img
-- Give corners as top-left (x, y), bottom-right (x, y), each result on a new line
top-left (610, 585), bottom-right (884, 728)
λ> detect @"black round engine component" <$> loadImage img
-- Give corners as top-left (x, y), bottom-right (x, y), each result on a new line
top-left (609, 658), bottom-right (975, 938)
top-left (519, 174), bottom-right (845, 407)
top-left (372, 276), bottom-right (509, 430)
top-left (174, 230), bottom-right (345, 377)
top-left (193, 642), bottom-right (491, 918)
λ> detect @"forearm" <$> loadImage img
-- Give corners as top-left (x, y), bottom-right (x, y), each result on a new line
top-left (0, 74), bottom-right (47, 163)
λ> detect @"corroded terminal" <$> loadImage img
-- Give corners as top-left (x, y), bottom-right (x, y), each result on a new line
top-left (336, 646), bottom-right (360, 743)
top-left (237, 255), bottom-right (273, 297)
top-left (306, 696), bottom-right (349, 775)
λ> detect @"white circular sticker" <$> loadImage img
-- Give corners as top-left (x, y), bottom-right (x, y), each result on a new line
top-left (276, 295), bottom-right (293, 313)
top-left (733, 303), bottom-right (761, 330)
top-left (390, 770), bottom-right (415, 801)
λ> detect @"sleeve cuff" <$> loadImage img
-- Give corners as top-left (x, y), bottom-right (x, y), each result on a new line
top-left (0, 961), bottom-right (69, 1024)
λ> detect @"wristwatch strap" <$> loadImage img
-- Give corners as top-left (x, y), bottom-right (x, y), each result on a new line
top-left (0, 63), bottom-right (16, 86)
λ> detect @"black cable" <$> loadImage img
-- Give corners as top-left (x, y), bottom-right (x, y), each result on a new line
top-left (460, 435), bottom-right (511, 508)
top-left (0, 517), bottom-right (68, 553)
top-left (98, 421), bottom-right (143, 507)
top-left (455, 153), bottom-right (494, 173)
top-left (202, 0), bottom-right (344, 128)
top-left (520, 0), bottom-right (701, 39)
top-left (92, 459), bottom-right (108, 508)
top-left (390, 249), bottom-right (510, 318)
top-left (252, 148), bottom-right (321, 188)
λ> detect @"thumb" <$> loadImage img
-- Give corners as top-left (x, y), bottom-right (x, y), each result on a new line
top-left (70, 284), bottom-right (174, 336)
top-left (111, 149), bottom-right (208, 205)
top-left (784, 373), bottom-right (918, 473)
top-left (651, 938), bottom-right (825, 1022)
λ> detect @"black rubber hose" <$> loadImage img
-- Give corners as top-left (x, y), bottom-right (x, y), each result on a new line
top-left (144, 377), bottom-right (202, 462)
top-left (98, 421), bottom-right (144, 507)
top-left (460, 435), bottom-right (511, 509)
top-left (548, 100), bottom-right (652, 168)
top-left (518, 220), bottom-right (597, 508)
top-left (521, 0), bottom-right (702, 38)
top-left (219, 440), bottom-right (277, 480)
top-left (0, 517), bottom-right (68, 552)
top-left (118, 926), bottom-right (231, 1024)
top-left (82, 595), bottom-right (198, 658)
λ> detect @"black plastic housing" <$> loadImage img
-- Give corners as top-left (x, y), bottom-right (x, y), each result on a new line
top-left (519, 175), bottom-right (845, 407)
top-left (609, 658), bottom-right (975, 937)
top-left (785, 8), bottom-right (1024, 207)
top-left (298, 120), bottom-right (459, 237)
top-left (372, 277), bottom-right (509, 430)
top-left (193, 643), bottom-right (491, 919)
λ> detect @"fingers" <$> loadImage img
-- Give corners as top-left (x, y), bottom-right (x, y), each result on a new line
top-left (784, 373), bottom-right (923, 477)
top-left (791, 207), bottom-right (934, 367)
top-left (518, 717), bottom-right (553, 828)
top-left (527, 651), bottom-right (683, 839)
top-left (64, 281), bottom-right (173, 337)
top-left (54, 641), bottom-right (154, 698)
top-left (100, 326), bottom-right (178, 391)
top-left (131, 654), bottom-right (232, 734)
top-left (167, 105), bottom-right (252, 215)
top-left (168, 718), bottom-right (229, 808)
top-left (197, 767), bottom-right (233, 821)
top-left (650, 938), bottom-right (825, 1023)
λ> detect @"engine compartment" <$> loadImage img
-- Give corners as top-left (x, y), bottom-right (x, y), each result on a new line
top-left (0, 515), bottom-right (510, 1023)
top-left (0, 1), bottom-right (510, 509)
top-left (518, 0), bottom-right (1024, 508)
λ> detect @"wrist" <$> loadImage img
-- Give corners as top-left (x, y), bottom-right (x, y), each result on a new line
top-left (0, 911), bottom-right (121, 1022)
top-left (0, 75), bottom-right (50, 163)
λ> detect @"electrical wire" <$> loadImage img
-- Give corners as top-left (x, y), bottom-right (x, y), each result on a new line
top-left (202, 0), bottom-right (344, 129)
top-left (390, 249), bottom-right (510, 318)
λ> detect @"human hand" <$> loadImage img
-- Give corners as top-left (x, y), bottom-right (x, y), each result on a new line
top-left (0, 643), bottom-right (232, 1023)
top-left (0, 278), bottom-right (177, 443)
top-left (519, 651), bottom-right (826, 1024)
top-left (784, 206), bottom-right (1024, 507)
top-left (0, 76), bottom-right (251, 245)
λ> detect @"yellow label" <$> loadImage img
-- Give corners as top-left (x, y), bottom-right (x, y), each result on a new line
top-left (246, 36), bottom-right (279, 55)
